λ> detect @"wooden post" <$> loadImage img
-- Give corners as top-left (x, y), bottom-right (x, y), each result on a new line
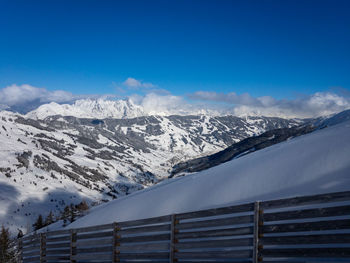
top-left (40, 233), bottom-right (46, 263)
top-left (18, 238), bottom-right (23, 263)
top-left (70, 229), bottom-right (77, 263)
top-left (170, 214), bottom-right (177, 263)
top-left (113, 222), bottom-right (120, 263)
top-left (253, 201), bottom-right (263, 263)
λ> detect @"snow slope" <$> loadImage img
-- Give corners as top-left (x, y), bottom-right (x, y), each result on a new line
top-left (68, 120), bottom-right (350, 229)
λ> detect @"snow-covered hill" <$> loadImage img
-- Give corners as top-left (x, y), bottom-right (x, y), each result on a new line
top-left (0, 110), bottom-right (301, 232)
top-left (67, 119), bottom-right (350, 229)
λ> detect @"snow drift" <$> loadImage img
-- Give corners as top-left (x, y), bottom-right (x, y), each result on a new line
top-left (67, 120), bottom-right (350, 229)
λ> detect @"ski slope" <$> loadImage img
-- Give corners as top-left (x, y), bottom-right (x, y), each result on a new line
top-left (67, 120), bottom-right (350, 229)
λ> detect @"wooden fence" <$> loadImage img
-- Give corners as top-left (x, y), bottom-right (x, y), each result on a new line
top-left (19, 190), bottom-right (350, 262)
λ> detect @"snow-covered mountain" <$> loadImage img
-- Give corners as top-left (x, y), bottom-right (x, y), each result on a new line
top-left (26, 99), bottom-right (145, 119)
top-left (67, 118), bottom-right (350, 229)
top-left (26, 98), bottom-right (225, 119)
top-left (0, 109), bottom-right (302, 233)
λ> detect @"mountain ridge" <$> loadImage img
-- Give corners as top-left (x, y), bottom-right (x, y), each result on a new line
top-left (25, 98), bottom-right (225, 119)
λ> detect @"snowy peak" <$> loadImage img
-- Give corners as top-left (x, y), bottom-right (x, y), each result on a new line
top-left (25, 98), bottom-right (227, 119)
top-left (26, 99), bottom-right (145, 119)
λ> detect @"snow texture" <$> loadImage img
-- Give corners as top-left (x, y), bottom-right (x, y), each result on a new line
top-left (68, 120), bottom-right (350, 229)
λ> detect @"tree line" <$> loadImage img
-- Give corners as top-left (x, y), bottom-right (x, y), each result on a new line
top-left (33, 200), bottom-right (89, 230)
top-left (0, 200), bottom-right (90, 263)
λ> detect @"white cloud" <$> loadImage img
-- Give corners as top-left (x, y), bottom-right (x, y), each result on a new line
top-left (123, 77), bottom-right (142, 88)
top-left (189, 91), bottom-right (350, 118)
top-left (0, 84), bottom-right (75, 106)
top-left (1, 83), bottom-right (349, 118)
top-left (189, 91), bottom-right (266, 106)
top-left (123, 77), bottom-right (155, 89)
top-left (129, 93), bottom-right (187, 115)
top-left (140, 93), bottom-right (186, 115)
top-left (0, 84), bottom-right (104, 113)
top-left (128, 93), bottom-right (224, 116)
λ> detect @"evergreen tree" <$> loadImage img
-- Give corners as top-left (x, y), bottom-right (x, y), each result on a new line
top-left (76, 200), bottom-right (89, 213)
top-left (45, 211), bottom-right (54, 226)
top-left (0, 225), bottom-right (14, 263)
top-left (69, 203), bottom-right (76, 223)
top-left (33, 214), bottom-right (44, 230)
top-left (62, 205), bottom-right (71, 226)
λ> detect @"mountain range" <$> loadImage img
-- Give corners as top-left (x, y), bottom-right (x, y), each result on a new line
top-left (0, 98), bottom-right (345, 233)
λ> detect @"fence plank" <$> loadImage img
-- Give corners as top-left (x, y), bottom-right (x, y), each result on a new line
top-left (176, 203), bottom-right (254, 220)
top-left (261, 191), bottom-right (350, 210)
top-left (45, 229), bottom-right (71, 236)
top-left (76, 230), bottom-right (113, 240)
top-left (76, 246), bottom-right (113, 253)
top-left (45, 242), bottom-right (70, 249)
top-left (175, 237), bottom-right (253, 249)
top-left (23, 250), bottom-right (40, 257)
top-left (262, 233), bottom-right (350, 245)
top-left (118, 242), bottom-right (170, 252)
top-left (74, 223), bottom-right (114, 233)
top-left (44, 255), bottom-right (70, 260)
top-left (176, 226), bottom-right (254, 239)
top-left (263, 205), bottom-right (350, 222)
top-left (175, 249), bottom-right (253, 259)
top-left (116, 262), bottom-right (170, 263)
top-left (22, 256), bottom-right (40, 263)
top-left (261, 247), bottom-right (350, 257)
top-left (118, 215), bottom-right (172, 228)
top-left (72, 253), bottom-right (113, 260)
top-left (262, 219), bottom-right (350, 234)
top-left (75, 238), bottom-right (112, 248)
top-left (45, 235), bottom-right (70, 242)
top-left (119, 223), bottom-right (171, 235)
top-left (45, 248), bottom-right (70, 254)
top-left (22, 238), bottom-right (40, 246)
top-left (119, 233), bottom-right (170, 243)
top-left (119, 252), bottom-right (169, 259)
top-left (22, 244), bottom-right (40, 252)
top-left (170, 261), bottom-right (251, 263)
top-left (176, 214), bottom-right (253, 230)
top-left (262, 261), bottom-right (324, 263)
top-left (22, 234), bottom-right (40, 242)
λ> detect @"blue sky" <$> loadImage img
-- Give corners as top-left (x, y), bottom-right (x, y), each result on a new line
top-left (0, 0), bottom-right (350, 117)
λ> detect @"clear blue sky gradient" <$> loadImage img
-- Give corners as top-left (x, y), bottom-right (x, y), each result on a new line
top-left (0, 0), bottom-right (349, 99)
